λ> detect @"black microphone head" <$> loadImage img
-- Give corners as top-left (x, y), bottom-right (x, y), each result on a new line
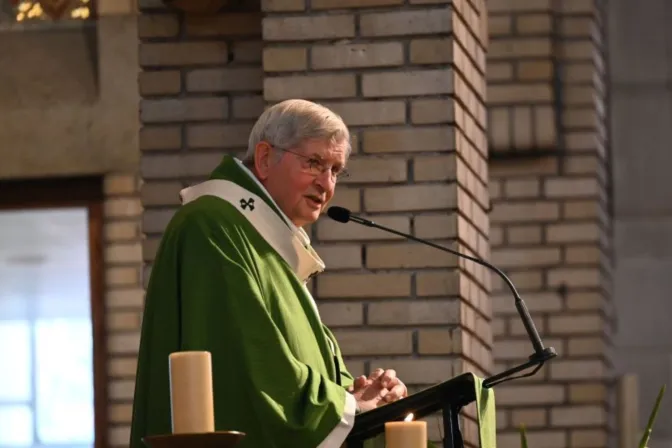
top-left (327, 206), bottom-right (351, 223)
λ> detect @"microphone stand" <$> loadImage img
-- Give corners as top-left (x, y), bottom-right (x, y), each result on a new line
top-left (334, 210), bottom-right (557, 389)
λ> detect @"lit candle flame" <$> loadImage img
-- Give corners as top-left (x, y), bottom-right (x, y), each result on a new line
top-left (404, 413), bottom-right (414, 422)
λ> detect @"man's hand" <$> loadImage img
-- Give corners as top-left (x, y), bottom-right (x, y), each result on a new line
top-left (368, 368), bottom-right (407, 404)
top-left (347, 375), bottom-right (371, 394)
top-left (347, 368), bottom-right (408, 412)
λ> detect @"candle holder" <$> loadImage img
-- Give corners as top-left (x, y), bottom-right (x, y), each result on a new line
top-left (142, 431), bottom-right (246, 448)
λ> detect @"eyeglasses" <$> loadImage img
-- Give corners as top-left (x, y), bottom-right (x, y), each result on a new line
top-left (273, 146), bottom-right (350, 181)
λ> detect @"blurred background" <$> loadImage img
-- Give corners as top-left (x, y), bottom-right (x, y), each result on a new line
top-left (0, 0), bottom-right (670, 447)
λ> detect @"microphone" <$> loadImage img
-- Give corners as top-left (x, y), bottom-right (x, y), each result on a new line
top-left (326, 206), bottom-right (557, 387)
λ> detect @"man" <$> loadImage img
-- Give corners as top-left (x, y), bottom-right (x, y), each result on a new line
top-left (129, 99), bottom-right (408, 448)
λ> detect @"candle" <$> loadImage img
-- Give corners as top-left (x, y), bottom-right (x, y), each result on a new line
top-left (168, 351), bottom-right (216, 434)
top-left (385, 413), bottom-right (427, 448)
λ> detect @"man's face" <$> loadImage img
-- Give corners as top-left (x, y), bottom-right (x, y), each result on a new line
top-left (257, 138), bottom-right (348, 227)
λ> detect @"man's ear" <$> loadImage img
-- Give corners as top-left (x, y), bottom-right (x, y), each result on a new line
top-left (253, 141), bottom-right (273, 180)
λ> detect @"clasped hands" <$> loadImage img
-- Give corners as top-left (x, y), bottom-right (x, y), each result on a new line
top-left (347, 368), bottom-right (408, 413)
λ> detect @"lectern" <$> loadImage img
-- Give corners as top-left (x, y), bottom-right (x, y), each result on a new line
top-left (344, 346), bottom-right (556, 448)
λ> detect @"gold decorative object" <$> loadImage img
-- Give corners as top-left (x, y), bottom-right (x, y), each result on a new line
top-left (161, 0), bottom-right (230, 14)
top-left (143, 431), bottom-right (246, 448)
top-left (38, 0), bottom-right (71, 19)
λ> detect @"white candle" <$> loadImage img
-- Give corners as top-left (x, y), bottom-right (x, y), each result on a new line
top-left (385, 413), bottom-right (427, 448)
top-left (168, 351), bottom-right (216, 434)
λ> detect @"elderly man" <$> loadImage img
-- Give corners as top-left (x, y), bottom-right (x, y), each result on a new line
top-left (129, 99), bottom-right (407, 448)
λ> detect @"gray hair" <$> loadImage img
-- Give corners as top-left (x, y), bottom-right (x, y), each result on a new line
top-left (243, 99), bottom-right (351, 164)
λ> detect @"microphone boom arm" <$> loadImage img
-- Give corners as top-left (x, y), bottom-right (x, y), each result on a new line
top-left (337, 210), bottom-right (557, 389)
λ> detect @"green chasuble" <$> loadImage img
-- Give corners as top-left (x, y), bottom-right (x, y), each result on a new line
top-left (129, 155), bottom-right (357, 448)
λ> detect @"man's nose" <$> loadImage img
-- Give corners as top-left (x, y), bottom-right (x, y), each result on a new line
top-left (314, 169), bottom-right (335, 191)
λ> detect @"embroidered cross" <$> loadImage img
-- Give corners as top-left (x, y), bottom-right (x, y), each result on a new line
top-left (240, 198), bottom-right (255, 211)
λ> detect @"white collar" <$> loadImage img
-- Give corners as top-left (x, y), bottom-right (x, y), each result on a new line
top-left (234, 158), bottom-right (312, 248)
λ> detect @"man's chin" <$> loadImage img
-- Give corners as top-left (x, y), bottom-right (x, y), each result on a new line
top-left (293, 208), bottom-right (322, 228)
top-left (308, 209), bottom-right (322, 223)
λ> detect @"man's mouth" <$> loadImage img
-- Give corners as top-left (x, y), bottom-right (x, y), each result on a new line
top-left (305, 195), bottom-right (324, 206)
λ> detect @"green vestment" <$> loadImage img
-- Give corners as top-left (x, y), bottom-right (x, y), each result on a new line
top-left (129, 155), bottom-right (357, 448)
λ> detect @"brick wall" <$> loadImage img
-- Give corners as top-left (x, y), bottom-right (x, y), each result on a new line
top-left (136, 0), bottom-right (264, 285)
top-left (262, 0), bottom-right (491, 445)
top-left (134, 0), bottom-right (493, 446)
top-left (102, 173), bottom-right (144, 446)
top-left (487, 0), bottom-right (613, 447)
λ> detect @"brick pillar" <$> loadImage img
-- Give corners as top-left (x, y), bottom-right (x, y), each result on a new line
top-left (262, 1), bottom-right (491, 444)
top-left (487, 0), bottom-right (613, 447)
top-left (102, 173), bottom-right (144, 447)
